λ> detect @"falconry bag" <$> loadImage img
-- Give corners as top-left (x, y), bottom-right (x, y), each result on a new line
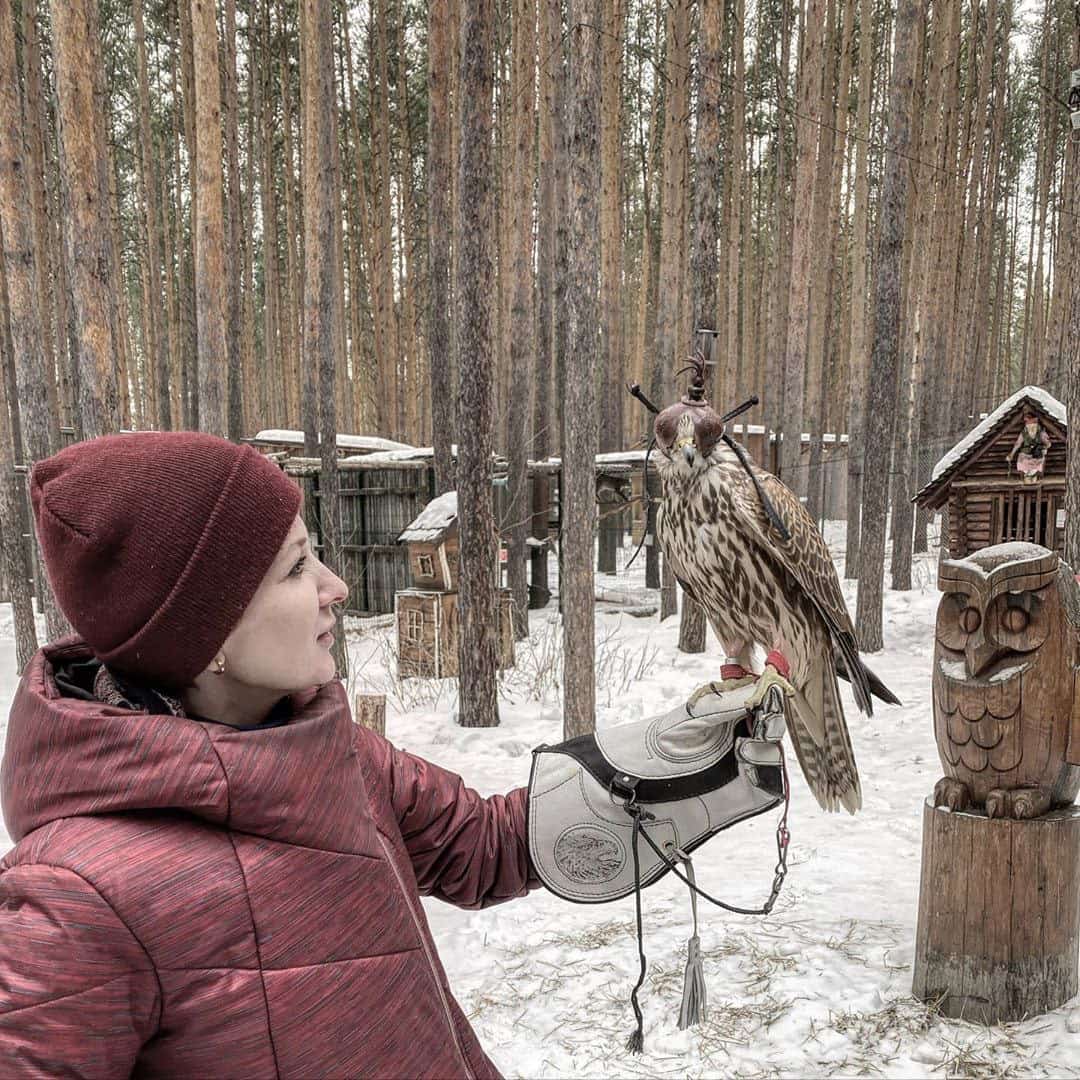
top-left (527, 680), bottom-right (792, 1052)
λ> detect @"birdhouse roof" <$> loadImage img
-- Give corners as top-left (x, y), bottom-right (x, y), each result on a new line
top-left (398, 491), bottom-right (458, 543)
top-left (914, 385), bottom-right (1066, 507)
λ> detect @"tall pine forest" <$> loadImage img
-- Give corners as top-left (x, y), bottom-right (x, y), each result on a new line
top-left (1, 0), bottom-right (1080, 674)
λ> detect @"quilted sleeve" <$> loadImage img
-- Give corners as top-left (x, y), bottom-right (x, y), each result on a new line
top-left (358, 726), bottom-right (542, 910)
top-left (0, 863), bottom-right (160, 1078)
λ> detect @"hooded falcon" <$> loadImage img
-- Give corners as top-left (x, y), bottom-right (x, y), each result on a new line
top-left (651, 359), bottom-right (899, 814)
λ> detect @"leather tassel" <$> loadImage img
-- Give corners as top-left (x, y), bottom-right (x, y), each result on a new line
top-left (678, 934), bottom-right (707, 1029)
top-left (676, 851), bottom-right (707, 1029)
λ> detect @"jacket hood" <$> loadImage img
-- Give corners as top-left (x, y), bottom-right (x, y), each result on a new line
top-left (2, 634), bottom-right (353, 844)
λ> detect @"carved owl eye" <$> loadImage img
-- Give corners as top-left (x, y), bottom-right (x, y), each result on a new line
top-left (991, 589), bottom-right (1048, 654)
top-left (936, 592), bottom-right (975, 651)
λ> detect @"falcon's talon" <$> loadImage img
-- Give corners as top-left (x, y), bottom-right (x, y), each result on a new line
top-left (687, 676), bottom-right (756, 714)
top-left (746, 666), bottom-right (796, 713)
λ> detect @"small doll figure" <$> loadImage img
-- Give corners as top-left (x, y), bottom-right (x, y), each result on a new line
top-left (1006, 408), bottom-right (1052, 484)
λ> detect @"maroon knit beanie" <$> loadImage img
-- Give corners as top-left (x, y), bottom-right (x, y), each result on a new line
top-left (30, 431), bottom-right (303, 689)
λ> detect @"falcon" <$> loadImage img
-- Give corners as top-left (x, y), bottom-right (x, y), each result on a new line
top-left (650, 362), bottom-right (899, 814)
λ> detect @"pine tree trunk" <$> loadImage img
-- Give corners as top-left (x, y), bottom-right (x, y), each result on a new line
top-left (223, 0), bottom-right (244, 440)
top-left (134, 0), bottom-right (169, 432)
top-left (779, 0), bottom-right (825, 487)
top-left (888, 0), bottom-right (932, 593)
top-left (506, 0), bottom-right (536, 641)
top-left (855, 0), bottom-right (917, 653)
top-left (0, 0), bottom-right (50, 666)
top-left (532, 0), bottom-right (560, 608)
top-left (21, 0), bottom-right (60, 448)
top-left (805, 0), bottom-right (838, 523)
top-left (455, 0), bottom-right (500, 728)
top-left (191, 0), bottom-right (227, 436)
top-left (395, 5), bottom-right (423, 447)
top-left (552, 3), bottom-right (570, 463)
top-left (724, 0), bottom-right (745, 407)
top-left (597, 0), bottom-right (624, 578)
top-left (373, 0), bottom-right (398, 438)
top-left (281, 16), bottom-right (308, 445)
top-left (652, 0), bottom-right (689, 622)
top-left (179, 0), bottom-right (200, 427)
top-left (428, 0), bottom-right (455, 494)
top-left (680, 0), bottom-right (726, 656)
top-left (1064, 18), bottom-right (1080, 571)
top-left (561, 1), bottom-right (602, 740)
top-left (47, 0), bottom-right (122, 437)
top-left (844, 0), bottom-right (873, 577)
top-left (300, 0), bottom-right (348, 677)
top-left (765, 0), bottom-right (793, 437)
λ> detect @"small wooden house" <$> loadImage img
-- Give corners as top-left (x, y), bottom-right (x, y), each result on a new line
top-left (914, 386), bottom-right (1068, 557)
top-left (395, 491), bottom-right (516, 679)
top-left (398, 490), bottom-right (460, 592)
top-left (395, 588), bottom-right (515, 679)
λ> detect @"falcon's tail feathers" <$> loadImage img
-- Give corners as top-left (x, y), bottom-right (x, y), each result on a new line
top-left (860, 660), bottom-right (901, 706)
top-left (788, 670), bottom-right (862, 815)
top-left (833, 650), bottom-right (902, 711)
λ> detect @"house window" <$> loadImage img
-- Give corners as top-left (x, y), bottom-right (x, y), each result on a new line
top-left (417, 553), bottom-right (435, 578)
top-left (405, 608), bottom-right (424, 644)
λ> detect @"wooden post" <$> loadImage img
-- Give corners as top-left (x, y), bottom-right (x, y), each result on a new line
top-left (354, 693), bottom-right (386, 737)
top-left (912, 799), bottom-right (1080, 1023)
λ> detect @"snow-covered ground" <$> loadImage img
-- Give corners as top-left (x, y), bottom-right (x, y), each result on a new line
top-left (3, 522), bottom-right (1079, 1077)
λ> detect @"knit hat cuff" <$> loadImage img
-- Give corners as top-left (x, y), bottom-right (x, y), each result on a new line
top-left (95, 448), bottom-right (302, 687)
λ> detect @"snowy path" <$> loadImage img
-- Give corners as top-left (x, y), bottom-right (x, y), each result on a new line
top-left (3, 523), bottom-right (1079, 1077)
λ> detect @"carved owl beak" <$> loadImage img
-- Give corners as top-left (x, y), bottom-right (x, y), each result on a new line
top-left (682, 445), bottom-right (695, 466)
top-left (964, 632), bottom-right (1001, 679)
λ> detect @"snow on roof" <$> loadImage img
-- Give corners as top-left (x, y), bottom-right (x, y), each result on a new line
top-left (930, 385), bottom-right (1066, 484)
top-left (252, 430), bottom-right (417, 453)
top-left (340, 444), bottom-right (466, 464)
top-left (595, 451), bottom-right (648, 464)
top-left (398, 490), bottom-right (458, 543)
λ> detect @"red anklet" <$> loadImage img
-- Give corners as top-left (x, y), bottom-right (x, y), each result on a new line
top-left (763, 650), bottom-right (791, 679)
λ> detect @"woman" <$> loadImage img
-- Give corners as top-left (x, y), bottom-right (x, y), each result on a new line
top-left (0, 431), bottom-right (539, 1078)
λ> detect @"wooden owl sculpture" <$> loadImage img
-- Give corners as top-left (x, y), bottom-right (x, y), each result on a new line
top-left (932, 542), bottom-right (1080, 819)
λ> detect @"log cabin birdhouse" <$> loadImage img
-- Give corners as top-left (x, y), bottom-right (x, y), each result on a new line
top-left (395, 491), bottom-right (515, 679)
top-left (914, 386), bottom-right (1068, 558)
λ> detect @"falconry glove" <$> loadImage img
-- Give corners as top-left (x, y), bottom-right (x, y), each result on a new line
top-left (527, 678), bottom-right (793, 1051)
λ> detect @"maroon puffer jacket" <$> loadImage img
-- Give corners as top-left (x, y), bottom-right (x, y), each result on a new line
top-left (0, 636), bottom-right (540, 1078)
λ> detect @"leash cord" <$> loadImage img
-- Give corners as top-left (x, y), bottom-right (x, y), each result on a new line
top-left (625, 813), bottom-right (647, 1053)
top-left (626, 750), bottom-right (792, 917)
top-left (719, 432), bottom-right (792, 542)
top-left (624, 436), bottom-right (658, 572)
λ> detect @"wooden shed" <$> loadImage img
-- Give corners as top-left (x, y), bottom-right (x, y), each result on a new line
top-left (395, 588), bottom-right (515, 679)
top-left (914, 386), bottom-right (1068, 557)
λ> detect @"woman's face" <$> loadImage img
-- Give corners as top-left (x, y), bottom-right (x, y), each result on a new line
top-left (217, 514), bottom-right (349, 693)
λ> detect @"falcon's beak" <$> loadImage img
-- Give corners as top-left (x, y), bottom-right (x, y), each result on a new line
top-left (674, 435), bottom-right (695, 465)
